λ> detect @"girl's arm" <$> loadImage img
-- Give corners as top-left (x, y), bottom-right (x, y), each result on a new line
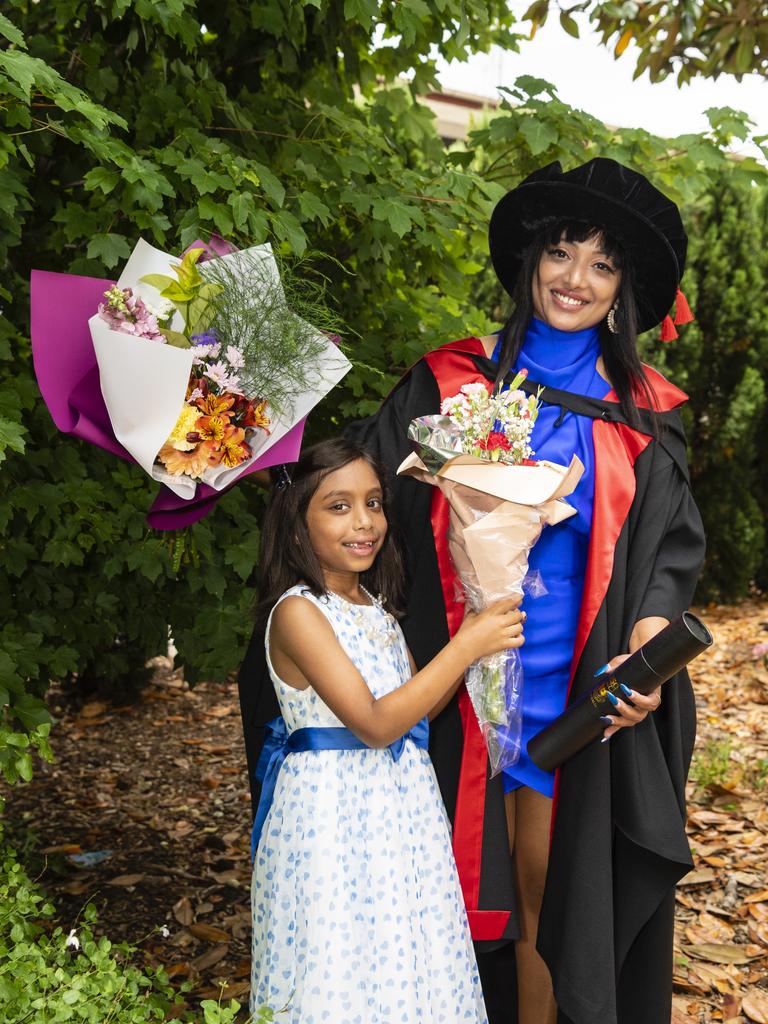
top-left (406, 649), bottom-right (463, 721)
top-left (270, 595), bottom-right (524, 748)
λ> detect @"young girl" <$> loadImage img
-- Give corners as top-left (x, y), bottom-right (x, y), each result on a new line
top-left (250, 438), bottom-right (525, 1023)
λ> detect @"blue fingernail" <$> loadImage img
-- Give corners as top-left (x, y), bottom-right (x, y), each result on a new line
top-left (594, 664), bottom-right (610, 677)
top-left (601, 735), bottom-right (611, 743)
top-left (606, 691), bottom-right (620, 706)
top-left (620, 683), bottom-right (634, 698)
top-left (599, 715), bottom-right (613, 724)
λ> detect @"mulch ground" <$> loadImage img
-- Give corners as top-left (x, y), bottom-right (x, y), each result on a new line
top-left (3, 601), bottom-right (768, 1023)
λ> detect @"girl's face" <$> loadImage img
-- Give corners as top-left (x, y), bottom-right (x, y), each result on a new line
top-left (532, 233), bottom-right (621, 332)
top-left (305, 458), bottom-right (387, 586)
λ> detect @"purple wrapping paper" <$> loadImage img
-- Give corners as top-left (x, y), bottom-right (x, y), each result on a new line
top-left (29, 267), bottom-right (305, 530)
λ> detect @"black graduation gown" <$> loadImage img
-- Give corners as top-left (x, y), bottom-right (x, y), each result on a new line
top-left (237, 336), bottom-right (705, 1024)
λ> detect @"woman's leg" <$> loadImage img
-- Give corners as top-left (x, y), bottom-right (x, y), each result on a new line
top-left (505, 787), bottom-right (557, 1024)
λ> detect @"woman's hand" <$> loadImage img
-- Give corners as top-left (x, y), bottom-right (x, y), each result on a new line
top-left (597, 654), bottom-right (662, 741)
top-left (599, 617), bottom-right (669, 741)
top-left (456, 597), bottom-right (526, 663)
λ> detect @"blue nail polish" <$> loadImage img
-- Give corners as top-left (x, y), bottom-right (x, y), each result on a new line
top-left (599, 715), bottom-right (613, 724)
top-left (606, 691), bottom-right (620, 706)
top-left (594, 663), bottom-right (610, 677)
top-left (620, 683), bottom-right (634, 698)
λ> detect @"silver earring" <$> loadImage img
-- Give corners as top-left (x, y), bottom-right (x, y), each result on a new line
top-left (606, 306), bottom-right (618, 334)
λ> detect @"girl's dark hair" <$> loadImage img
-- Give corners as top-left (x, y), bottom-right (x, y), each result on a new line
top-left (255, 438), bottom-right (405, 631)
top-left (493, 219), bottom-right (660, 434)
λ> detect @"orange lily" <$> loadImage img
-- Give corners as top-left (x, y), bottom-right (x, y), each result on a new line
top-left (242, 398), bottom-right (271, 432)
top-left (219, 425), bottom-right (251, 468)
top-left (196, 414), bottom-right (230, 446)
top-left (195, 392), bottom-right (235, 417)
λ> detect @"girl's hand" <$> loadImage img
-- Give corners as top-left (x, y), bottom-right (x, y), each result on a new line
top-left (457, 597), bottom-right (525, 663)
top-left (598, 654), bottom-right (662, 741)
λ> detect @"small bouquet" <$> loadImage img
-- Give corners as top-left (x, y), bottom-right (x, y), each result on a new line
top-left (86, 239), bottom-right (350, 500)
top-left (398, 373), bottom-right (584, 774)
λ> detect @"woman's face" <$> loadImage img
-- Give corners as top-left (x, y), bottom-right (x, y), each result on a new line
top-left (532, 233), bottom-right (621, 332)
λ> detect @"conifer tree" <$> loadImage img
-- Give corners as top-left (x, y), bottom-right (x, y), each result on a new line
top-left (651, 175), bottom-right (768, 600)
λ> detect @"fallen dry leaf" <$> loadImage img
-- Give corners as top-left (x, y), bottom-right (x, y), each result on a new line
top-left (107, 873), bottom-right (145, 887)
top-left (723, 991), bottom-right (743, 1019)
top-left (80, 701), bottom-right (108, 718)
top-left (190, 943), bottom-right (229, 971)
top-left (743, 988), bottom-right (768, 1023)
top-left (681, 868), bottom-right (718, 886)
top-left (173, 896), bottom-right (193, 926)
top-left (683, 943), bottom-right (764, 965)
top-left (40, 843), bottom-right (82, 855)
top-left (188, 923), bottom-right (231, 943)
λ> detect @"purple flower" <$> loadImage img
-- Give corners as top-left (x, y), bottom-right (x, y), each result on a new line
top-left (191, 330), bottom-right (219, 346)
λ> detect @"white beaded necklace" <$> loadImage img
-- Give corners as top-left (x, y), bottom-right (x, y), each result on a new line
top-left (325, 587), bottom-right (398, 646)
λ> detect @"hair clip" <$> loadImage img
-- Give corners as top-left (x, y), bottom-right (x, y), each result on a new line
top-left (273, 464), bottom-right (291, 489)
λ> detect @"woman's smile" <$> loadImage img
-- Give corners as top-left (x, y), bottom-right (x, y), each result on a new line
top-left (532, 234), bottom-right (621, 331)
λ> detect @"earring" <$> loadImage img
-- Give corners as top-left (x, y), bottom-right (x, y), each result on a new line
top-left (606, 305), bottom-right (618, 334)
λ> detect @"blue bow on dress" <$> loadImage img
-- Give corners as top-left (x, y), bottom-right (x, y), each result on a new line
top-left (251, 714), bottom-right (430, 857)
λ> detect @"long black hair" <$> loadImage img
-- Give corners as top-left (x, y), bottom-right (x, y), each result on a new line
top-left (254, 438), bottom-right (405, 631)
top-left (493, 218), bottom-right (660, 434)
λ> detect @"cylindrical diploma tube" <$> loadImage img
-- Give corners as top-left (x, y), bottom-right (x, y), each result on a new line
top-left (527, 611), bottom-right (713, 773)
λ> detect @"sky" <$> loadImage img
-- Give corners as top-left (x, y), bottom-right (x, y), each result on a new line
top-left (434, 8), bottom-right (768, 153)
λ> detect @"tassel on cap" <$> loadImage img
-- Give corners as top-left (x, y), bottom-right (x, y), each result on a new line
top-left (673, 287), bottom-right (694, 325)
top-left (660, 315), bottom-right (678, 342)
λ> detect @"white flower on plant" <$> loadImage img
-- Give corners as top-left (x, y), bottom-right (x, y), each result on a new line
top-left (159, 924), bottom-right (170, 939)
top-left (460, 382), bottom-right (487, 396)
top-left (192, 341), bottom-right (222, 364)
top-left (225, 345), bottom-right (245, 369)
top-left (205, 361), bottom-right (242, 393)
top-left (144, 298), bottom-right (175, 320)
top-left (66, 929), bottom-right (80, 951)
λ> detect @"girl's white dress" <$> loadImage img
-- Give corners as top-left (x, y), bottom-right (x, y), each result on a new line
top-left (250, 585), bottom-right (488, 1024)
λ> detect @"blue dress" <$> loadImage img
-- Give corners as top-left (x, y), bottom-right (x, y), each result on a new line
top-left (492, 319), bottom-right (609, 797)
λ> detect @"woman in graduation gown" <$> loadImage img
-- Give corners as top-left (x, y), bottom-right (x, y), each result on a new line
top-left (237, 158), bottom-right (705, 1024)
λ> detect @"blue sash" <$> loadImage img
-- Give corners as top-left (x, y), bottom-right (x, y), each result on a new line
top-left (251, 715), bottom-right (430, 857)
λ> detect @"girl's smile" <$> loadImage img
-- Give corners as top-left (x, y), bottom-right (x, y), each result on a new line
top-left (305, 459), bottom-right (387, 592)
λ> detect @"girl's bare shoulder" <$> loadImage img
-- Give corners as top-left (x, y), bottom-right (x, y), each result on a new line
top-left (271, 592), bottom-right (333, 645)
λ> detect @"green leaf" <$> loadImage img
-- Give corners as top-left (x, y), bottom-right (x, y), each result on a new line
top-left (16, 752), bottom-right (33, 783)
top-left (85, 233), bottom-right (132, 269)
top-left (230, 191), bottom-right (254, 230)
top-left (271, 209), bottom-right (307, 255)
top-left (140, 273), bottom-right (177, 292)
top-left (0, 12), bottom-right (26, 48)
top-left (559, 9), bottom-right (580, 37)
top-left (160, 329), bottom-right (191, 348)
top-left (197, 197), bottom-right (234, 235)
top-left (372, 198), bottom-right (413, 237)
top-left (83, 167), bottom-right (121, 195)
top-left (12, 694), bottom-right (53, 731)
top-left (519, 117), bottom-right (559, 156)
top-left (251, 162), bottom-right (286, 209)
top-left (297, 191), bottom-right (332, 226)
top-left (0, 416), bottom-right (26, 461)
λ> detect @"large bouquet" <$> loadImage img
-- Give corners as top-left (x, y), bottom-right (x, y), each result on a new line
top-left (398, 374), bottom-right (584, 774)
top-left (31, 237), bottom-right (351, 524)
